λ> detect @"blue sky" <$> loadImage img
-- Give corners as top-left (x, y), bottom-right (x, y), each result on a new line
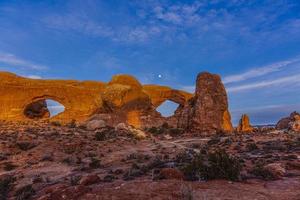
top-left (1, 0), bottom-right (300, 125)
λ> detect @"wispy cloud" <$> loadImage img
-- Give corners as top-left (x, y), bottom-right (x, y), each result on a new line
top-left (43, 14), bottom-right (161, 43)
top-left (223, 58), bottom-right (300, 84)
top-left (0, 52), bottom-right (48, 70)
top-left (25, 75), bottom-right (42, 79)
top-left (227, 74), bottom-right (300, 93)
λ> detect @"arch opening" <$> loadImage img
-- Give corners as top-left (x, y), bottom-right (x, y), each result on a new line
top-left (156, 100), bottom-right (179, 117)
top-left (24, 99), bottom-right (65, 119)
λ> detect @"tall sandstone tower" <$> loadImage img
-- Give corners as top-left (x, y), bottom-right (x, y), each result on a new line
top-left (177, 72), bottom-right (233, 134)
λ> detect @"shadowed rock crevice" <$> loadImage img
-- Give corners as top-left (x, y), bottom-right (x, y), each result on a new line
top-left (23, 100), bottom-right (50, 119)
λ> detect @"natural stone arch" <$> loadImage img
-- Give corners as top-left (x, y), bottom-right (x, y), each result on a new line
top-left (0, 72), bottom-right (105, 123)
top-left (23, 96), bottom-right (67, 120)
top-left (142, 85), bottom-right (193, 108)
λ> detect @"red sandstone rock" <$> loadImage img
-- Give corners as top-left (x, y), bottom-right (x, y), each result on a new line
top-left (79, 175), bottom-right (101, 186)
top-left (237, 114), bottom-right (253, 133)
top-left (159, 168), bottom-right (184, 180)
top-left (177, 72), bottom-right (233, 134)
top-left (86, 119), bottom-right (106, 131)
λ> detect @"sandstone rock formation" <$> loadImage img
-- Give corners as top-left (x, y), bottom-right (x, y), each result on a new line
top-left (0, 71), bottom-right (234, 132)
top-left (0, 72), bottom-right (193, 127)
top-left (176, 72), bottom-right (233, 134)
top-left (276, 111), bottom-right (300, 132)
top-left (237, 114), bottom-right (253, 133)
top-left (0, 72), bottom-right (105, 123)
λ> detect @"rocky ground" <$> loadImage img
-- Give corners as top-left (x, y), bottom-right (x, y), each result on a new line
top-left (0, 121), bottom-right (300, 200)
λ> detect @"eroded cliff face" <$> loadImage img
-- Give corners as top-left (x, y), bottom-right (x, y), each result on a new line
top-left (0, 71), bottom-right (233, 133)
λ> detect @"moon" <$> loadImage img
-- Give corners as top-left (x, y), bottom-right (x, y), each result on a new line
top-left (158, 74), bottom-right (162, 78)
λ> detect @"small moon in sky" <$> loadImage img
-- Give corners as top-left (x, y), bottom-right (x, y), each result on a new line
top-left (158, 74), bottom-right (162, 78)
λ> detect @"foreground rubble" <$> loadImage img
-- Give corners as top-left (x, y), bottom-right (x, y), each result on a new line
top-left (0, 122), bottom-right (300, 200)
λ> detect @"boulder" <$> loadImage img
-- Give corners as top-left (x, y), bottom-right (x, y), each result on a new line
top-left (86, 120), bottom-right (106, 131)
top-left (276, 111), bottom-right (300, 131)
top-left (79, 174), bottom-right (101, 186)
top-left (115, 123), bottom-right (146, 139)
top-left (237, 114), bottom-right (253, 133)
top-left (23, 100), bottom-right (50, 119)
top-left (276, 117), bottom-right (291, 130)
top-left (159, 168), bottom-right (184, 180)
top-left (288, 114), bottom-right (300, 132)
top-left (177, 72), bottom-right (233, 134)
top-left (115, 123), bottom-right (128, 131)
top-left (128, 127), bottom-right (147, 139)
top-left (264, 163), bottom-right (286, 179)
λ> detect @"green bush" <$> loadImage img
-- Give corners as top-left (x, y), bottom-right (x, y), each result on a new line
top-left (182, 149), bottom-right (242, 181)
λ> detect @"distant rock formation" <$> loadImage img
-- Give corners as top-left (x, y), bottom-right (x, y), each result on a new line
top-left (237, 114), bottom-right (253, 133)
top-left (176, 72), bottom-right (233, 134)
top-left (276, 111), bottom-right (300, 132)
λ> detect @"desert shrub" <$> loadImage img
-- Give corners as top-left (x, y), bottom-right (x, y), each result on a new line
top-left (207, 136), bottom-right (221, 146)
top-left (78, 124), bottom-right (87, 130)
top-left (16, 142), bottom-right (36, 151)
top-left (95, 132), bottom-right (106, 141)
top-left (250, 162), bottom-right (276, 180)
top-left (3, 162), bottom-right (17, 171)
top-left (181, 154), bottom-right (203, 181)
top-left (50, 121), bottom-right (61, 126)
top-left (70, 175), bottom-right (81, 186)
top-left (147, 127), bottom-right (165, 136)
top-left (67, 119), bottom-right (77, 128)
top-left (180, 184), bottom-right (194, 200)
top-left (15, 185), bottom-right (35, 200)
top-left (0, 176), bottom-right (15, 200)
top-left (182, 149), bottom-right (241, 181)
top-left (63, 147), bottom-right (77, 155)
top-left (95, 128), bottom-right (117, 141)
top-left (246, 143), bottom-right (258, 152)
top-left (169, 128), bottom-right (184, 136)
top-left (89, 157), bottom-right (101, 169)
top-left (123, 163), bottom-right (147, 181)
top-left (161, 122), bottom-right (169, 129)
